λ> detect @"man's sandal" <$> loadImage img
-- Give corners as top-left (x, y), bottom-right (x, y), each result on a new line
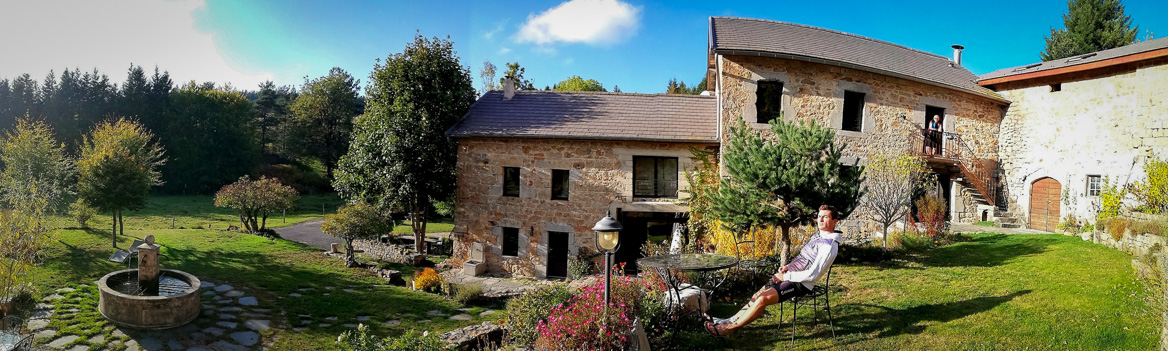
top-left (704, 321), bottom-right (724, 337)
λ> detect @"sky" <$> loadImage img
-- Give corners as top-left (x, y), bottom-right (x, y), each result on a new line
top-left (2, 0), bottom-right (1167, 95)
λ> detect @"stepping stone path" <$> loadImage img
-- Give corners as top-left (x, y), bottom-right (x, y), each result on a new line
top-left (32, 283), bottom-right (277, 350)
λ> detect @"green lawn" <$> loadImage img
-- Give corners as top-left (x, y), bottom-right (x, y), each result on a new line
top-left (25, 195), bottom-right (487, 350)
top-left (706, 234), bottom-right (1159, 350)
top-left (51, 193), bottom-right (345, 231)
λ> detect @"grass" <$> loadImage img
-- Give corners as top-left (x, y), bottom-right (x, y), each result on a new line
top-left (53, 193), bottom-right (344, 231)
top-left (703, 234), bottom-right (1159, 350)
top-left (24, 194), bottom-right (487, 350)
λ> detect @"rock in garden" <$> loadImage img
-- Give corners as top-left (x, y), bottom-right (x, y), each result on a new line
top-left (439, 322), bottom-right (504, 351)
top-left (47, 335), bottom-right (80, 348)
top-left (244, 319), bottom-right (270, 331)
top-left (238, 297), bottom-right (258, 306)
top-left (215, 284), bottom-right (233, 292)
top-left (231, 331), bottom-right (260, 346)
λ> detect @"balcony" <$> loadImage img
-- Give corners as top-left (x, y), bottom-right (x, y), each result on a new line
top-left (910, 128), bottom-right (999, 207)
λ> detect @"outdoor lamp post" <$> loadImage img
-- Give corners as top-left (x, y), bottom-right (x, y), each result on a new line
top-left (593, 210), bottom-right (622, 307)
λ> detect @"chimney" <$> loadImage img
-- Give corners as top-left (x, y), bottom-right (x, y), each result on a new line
top-left (503, 76), bottom-right (515, 100)
top-left (951, 45), bottom-right (965, 67)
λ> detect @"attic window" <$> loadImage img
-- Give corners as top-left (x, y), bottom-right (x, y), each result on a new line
top-left (1013, 62), bottom-right (1041, 71)
top-left (1065, 53), bottom-right (1097, 63)
top-left (1050, 83), bottom-right (1062, 92)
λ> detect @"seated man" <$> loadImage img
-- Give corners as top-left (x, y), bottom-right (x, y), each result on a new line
top-left (706, 204), bottom-right (843, 336)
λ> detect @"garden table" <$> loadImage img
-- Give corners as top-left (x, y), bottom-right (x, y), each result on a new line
top-left (0, 330), bottom-right (30, 351)
top-left (638, 253), bottom-right (738, 339)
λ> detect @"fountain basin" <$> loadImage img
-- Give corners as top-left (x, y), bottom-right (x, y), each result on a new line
top-left (97, 269), bottom-right (201, 330)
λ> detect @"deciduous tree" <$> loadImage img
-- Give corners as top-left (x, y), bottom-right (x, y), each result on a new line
top-left (710, 117), bottom-right (864, 265)
top-left (498, 62), bottom-right (535, 90)
top-left (322, 201), bottom-right (389, 267)
top-left (165, 82), bottom-right (259, 194)
top-left (858, 152), bottom-right (933, 250)
top-left (1041, 0), bottom-right (1139, 61)
top-left (290, 67), bottom-right (363, 180)
top-left (335, 35), bottom-right (475, 256)
top-left (77, 118), bottom-right (165, 247)
top-left (553, 76), bottom-right (606, 92)
top-left (213, 176), bottom-right (299, 233)
top-left (0, 119), bottom-right (74, 212)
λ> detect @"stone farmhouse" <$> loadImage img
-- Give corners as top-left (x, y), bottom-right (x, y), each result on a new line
top-left (445, 16), bottom-right (1168, 279)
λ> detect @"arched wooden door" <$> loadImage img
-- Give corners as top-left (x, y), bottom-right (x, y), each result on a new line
top-left (1029, 177), bottom-right (1061, 232)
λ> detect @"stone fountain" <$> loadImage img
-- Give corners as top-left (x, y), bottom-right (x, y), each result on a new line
top-left (97, 235), bottom-right (201, 329)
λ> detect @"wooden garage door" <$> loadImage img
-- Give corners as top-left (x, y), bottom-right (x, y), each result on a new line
top-left (1029, 178), bottom-right (1061, 232)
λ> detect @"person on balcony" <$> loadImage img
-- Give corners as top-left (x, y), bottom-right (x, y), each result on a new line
top-left (927, 114), bottom-right (943, 155)
top-left (704, 205), bottom-right (842, 336)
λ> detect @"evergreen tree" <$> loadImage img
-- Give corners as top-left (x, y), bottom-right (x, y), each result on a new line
top-left (710, 116), bottom-right (864, 265)
top-left (1041, 0), bottom-right (1139, 61)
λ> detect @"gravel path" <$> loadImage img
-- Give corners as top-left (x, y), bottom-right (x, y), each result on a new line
top-left (273, 219), bottom-right (334, 251)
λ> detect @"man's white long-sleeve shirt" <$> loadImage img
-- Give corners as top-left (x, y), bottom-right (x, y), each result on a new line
top-left (782, 231), bottom-right (841, 289)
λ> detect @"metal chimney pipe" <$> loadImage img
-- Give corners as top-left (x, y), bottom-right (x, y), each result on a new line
top-left (503, 76), bottom-right (516, 100)
top-left (951, 45), bottom-right (965, 67)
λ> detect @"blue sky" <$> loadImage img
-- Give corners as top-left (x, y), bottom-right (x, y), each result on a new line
top-left (2, 0), bottom-right (1167, 94)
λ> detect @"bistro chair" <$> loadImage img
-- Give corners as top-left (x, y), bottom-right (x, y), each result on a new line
top-left (779, 265), bottom-right (837, 347)
top-left (0, 315), bottom-right (31, 351)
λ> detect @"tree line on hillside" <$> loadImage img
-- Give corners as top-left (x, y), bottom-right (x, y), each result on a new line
top-left (0, 65), bottom-right (364, 194)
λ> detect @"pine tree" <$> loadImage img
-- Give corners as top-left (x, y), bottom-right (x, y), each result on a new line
top-left (1041, 0), bottom-right (1139, 61)
top-left (710, 116), bottom-right (864, 265)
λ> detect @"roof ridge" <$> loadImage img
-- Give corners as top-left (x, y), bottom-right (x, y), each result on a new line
top-left (710, 16), bottom-right (953, 62)
top-left (508, 90), bottom-right (715, 98)
top-left (981, 36), bottom-right (1168, 79)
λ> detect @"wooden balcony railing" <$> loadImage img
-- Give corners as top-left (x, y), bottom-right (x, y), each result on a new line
top-left (910, 128), bottom-right (999, 206)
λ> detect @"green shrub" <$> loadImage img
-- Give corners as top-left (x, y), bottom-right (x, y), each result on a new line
top-left (504, 284), bottom-right (575, 346)
top-left (1106, 217), bottom-right (1132, 241)
top-left (1098, 176), bottom-right (1126, 221)
top-left (837, 242), bottom-right (893, 262)
top-left (1130, 157), bottom-right (1168, 214)
top-left (569, 247), bottom-right (601, 279)
top-left (452, 283), bottom-right (486, 305)
top-left (337, 325), bottom-right (447, 351)
top-left (68, 199), bottom-right (96, 229)
top-left (1081, 223), bottom-right (1095, 233)
top-left (892, 230), bottom-right (933, 251)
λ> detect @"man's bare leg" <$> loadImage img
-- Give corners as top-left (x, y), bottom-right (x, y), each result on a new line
top-left (712, 286), bottom-right (779, 334)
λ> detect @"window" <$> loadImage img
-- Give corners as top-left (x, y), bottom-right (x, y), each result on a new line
top-left (1050, 83), bottom-right (1062, 92)
top-left (756, 81), bottom-right (784, 124)
top-left (502, 227), bottom-right (519, 257)
top-left (633, 156), bottom-right (678, 197)
top-left (503, 167), bottom-right (520, 197)
top-left (1087, 175), bottom-right (1101, 196)
top-left (551, 169), bottom-right (570, 200)
top-left (842, 90), bottom-right (865, 132)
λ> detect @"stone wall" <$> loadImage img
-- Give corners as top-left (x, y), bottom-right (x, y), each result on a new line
top-left (451, 137), bottom-right (717, 279)
top-left (995, 58), bottom-right (1168, 228)
top-left (716, 54), bottom-right (1006, 231)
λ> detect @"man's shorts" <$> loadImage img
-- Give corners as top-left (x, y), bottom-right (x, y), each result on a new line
top-left (764, 277), bottom-right (812, 303)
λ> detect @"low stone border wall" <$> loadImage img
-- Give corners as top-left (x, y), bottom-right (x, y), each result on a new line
top-left (1064, 213), bottom-right (1167, 351)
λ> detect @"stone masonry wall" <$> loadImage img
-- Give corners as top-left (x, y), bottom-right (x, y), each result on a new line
top-left (717, 54), bottom-right (1006, 231)
top-left (995, 59), bottom-right (1168, 227)
top-left (451, 137), bottom-right (717, 279)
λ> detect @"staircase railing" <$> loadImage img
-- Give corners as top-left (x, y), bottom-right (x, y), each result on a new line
top-left (909, 128), bottom-right (998, 206)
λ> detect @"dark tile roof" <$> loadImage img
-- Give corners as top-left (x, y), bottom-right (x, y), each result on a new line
top-left (709, 17), bottom-right (1007, 103)
top-left (446, 90), bottom-right (718, 143)
top-left (979, 37), bottom-right (1168, 82)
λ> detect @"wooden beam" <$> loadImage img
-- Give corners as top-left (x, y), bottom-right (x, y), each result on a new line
top-left (979, 47), bottom-right (1168, 86)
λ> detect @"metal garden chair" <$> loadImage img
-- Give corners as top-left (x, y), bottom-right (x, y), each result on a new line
top-left (779, 265), bottom-right (837, 347)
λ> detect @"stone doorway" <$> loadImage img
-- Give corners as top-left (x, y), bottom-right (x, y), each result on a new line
top-left (546, 231), bottom-right (569, 279)
top-left (1029, 177), bottom-right (1061, 232)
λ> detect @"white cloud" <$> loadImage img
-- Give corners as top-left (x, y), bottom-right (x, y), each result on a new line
top-left (498, 47), bottom-right (513, 55)
top-left (515, 0), bottom-right (641, 46)
top-left (0, 0), bottom-right (272, 89)
top-left (483, 20), bottom-right (508, 40)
